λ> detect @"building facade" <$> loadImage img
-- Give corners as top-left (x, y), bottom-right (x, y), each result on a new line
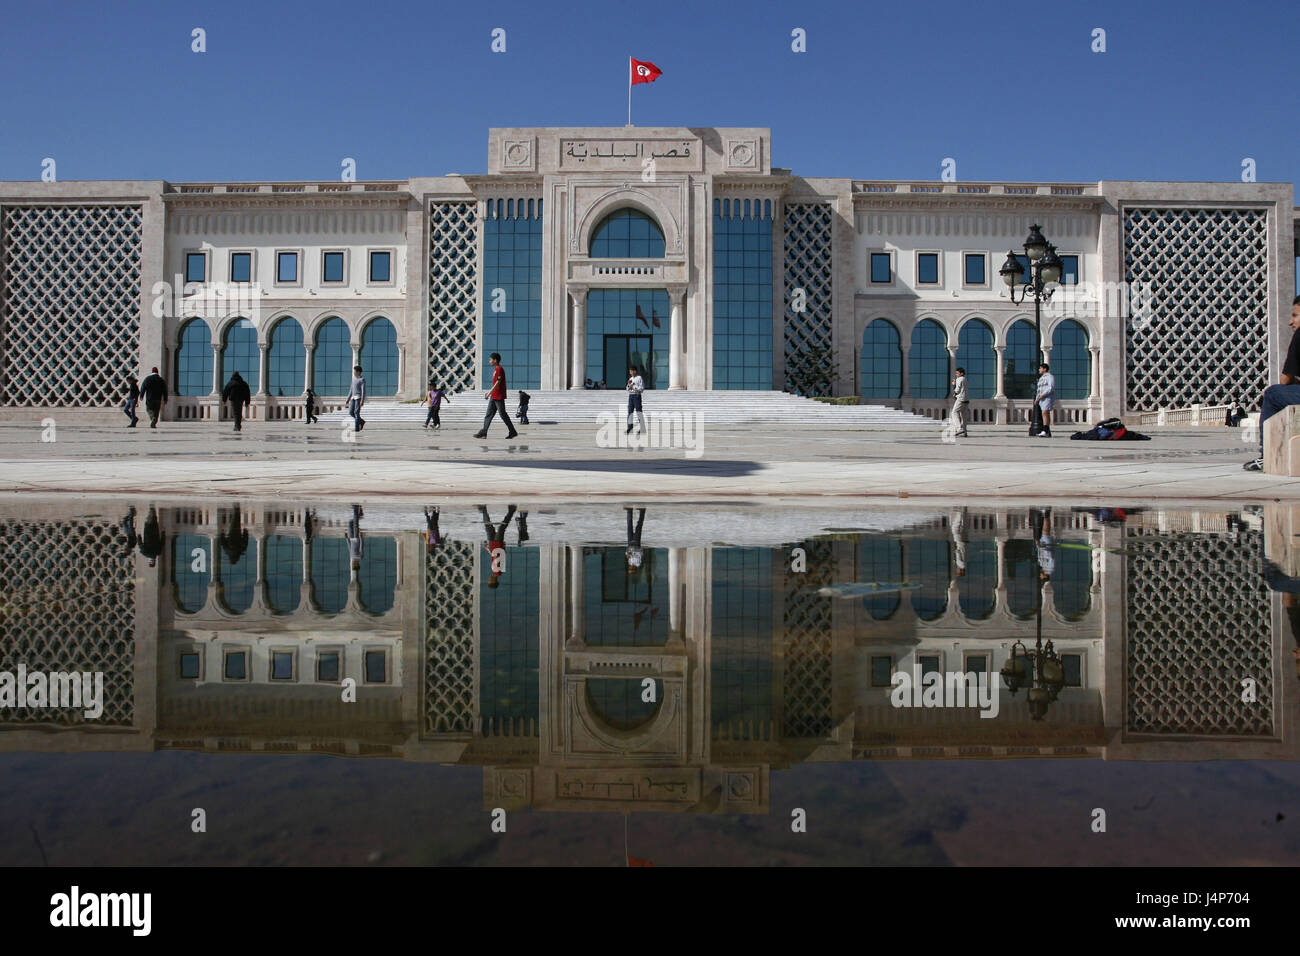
top-left (0, 126), bottom-right (1295, 422)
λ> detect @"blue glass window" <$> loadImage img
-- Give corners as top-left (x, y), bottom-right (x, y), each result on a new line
top-left (710, 549), bottom-right (772, 732)
top-left (221, 318), bottom-right (259, 393)
top-left (958, 539), bottom-right (997, 620)
top-left (360, 317), bottom-right (398, 396)
top-left (713, 198), bottom-right (773, 390)
top-left (870, 656), bottom-right (893, 687)
top-left (364, 649), bottom-right (387, 683)
top-left (908, 319), bottom-right (948, 398)
top-left (230, 252), bottom-right (251, 283)
top-left (263, 533), bottom-right (302, 614)
top-left (1060, 255), bottom-right (1079, 285)
top-left (175, 320), bottom-right (212, 396)
top-left (480, 545), bottom-right (540, 730)
top-left (171, 533), bottom-right (210, 612)
top-left (312, 317), bottom-right (351, 395)
top-left (178, 653), bottom-right (200, 679)
top-left (1053, 319), bottom-right (1090, 399)
top-left (858, 538), bottom-right (902, 620)
top-left (587, 289), bottom-right (670, 390)
top-left (482, 198), bottom-right (542, 389)
top-left (964, 253), bottom-right (986, 285)
top-left (224, 651), bottom-right (247, 680)
top-left (311, 537), bottom-right (349, 613)
top-left (1014, 254), bottom-right (1031, 284)
top-left (586, 679), bottom-right (662, 730)
top-left (909, 539), bottom-right (950, 621)
top-left (277, 251), bottom-right (298, 283)
top-left (590, 208), bottom-right (665, 258)
top-left (860, 319), bottom-right (901, 399)
top-left (359, 535), bottom-right (397, 614)
top-left (1004, 320), bottom-right (1040, 399)
top-left (1004, 539), bottom-right (1039, 619)
top-left (217, 535), bottom-right (256, 614)
top-left (584, 548), bottom-right (669, 647)
top-left (267, 318), bottom-right (304, 396)
top-left (956, 320), bottom-right (994, 399)
top-left (917, 253), bottom-right (939, 284)
top-left (271, 651), bottom-right (294, 681)
top-left (1053, 546), bottom-right (1091, 620)
top-left (323, 251), bottom-right (345, 283)
top-left (185, 252), bottom-right (206, 283)
top-left (871, 252), bottom-right (892, 283)
top-left (1062, 654), bottom-right (1082, 686)
top-left (369, 250), bottom-right (391, 282)
top-left (317, 652), bottom-right (340, 682)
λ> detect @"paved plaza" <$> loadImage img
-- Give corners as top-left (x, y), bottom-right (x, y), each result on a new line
top-left (0, 416), bottom-right (1290, 503)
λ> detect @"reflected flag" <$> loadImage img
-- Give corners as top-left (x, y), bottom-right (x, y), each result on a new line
top-left (635, 305), bottom-right (650, 329)
top-left (651, 308), bottom-right (661, 328)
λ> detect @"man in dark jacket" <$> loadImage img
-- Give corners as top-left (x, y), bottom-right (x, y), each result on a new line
top-left (139, 506), bottom-right (164, 569)
top-left (139, 367), bottom-right (168, 428)
top-left (221, 371), bottom-right (252, 432)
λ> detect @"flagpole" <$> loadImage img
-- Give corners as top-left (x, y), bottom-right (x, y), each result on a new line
top-left (627, 56), bottom-right (632, 126)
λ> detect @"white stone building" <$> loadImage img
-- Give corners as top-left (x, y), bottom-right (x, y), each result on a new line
top-left (0, 126), bottom-right (1294, 423)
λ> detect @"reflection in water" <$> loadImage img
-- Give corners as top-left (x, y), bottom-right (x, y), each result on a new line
top-left (0, 500), bottom-right (1295, 827)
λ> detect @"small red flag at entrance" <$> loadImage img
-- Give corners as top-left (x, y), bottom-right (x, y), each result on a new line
top-left (630, 58), bottom-right (662, 85)
top-left (627, 855), bottom-right (654, 867)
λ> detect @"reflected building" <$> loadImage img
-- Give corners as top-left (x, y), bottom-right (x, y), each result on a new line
top-left (0, 502), bottom-right (1293, 813)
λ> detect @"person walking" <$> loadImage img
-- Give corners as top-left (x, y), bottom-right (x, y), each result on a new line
top-left (478, 504), bottom-right (516, 589)
top-left (1034, 363), bottom-right (1056, 438)
top-left (424, 506), bottom-right (443, 556)
top-left (348, 365), bottom-right (366, 433)
top-left (304, 387), bottom-right (319, 424)
top-left (424, 381), bottom-right (451, 430)
top-left (625, 507), bottom-right (646, 573)
top-left (347, 504), bottom-right (364, 575)
top-left (221, 370), bottom-right (251, 432)
top-left (1245, 295), bottom-right (1300, 470)
top-left (139, 505), bottom-right (164, 569)
top-left (122, 377), bottom-right (140, 428)
top-left (950, 506), bottom-right (968, 578)
top-left (626, 366), bottom-right (647, 436)
top-left (473, 353), bottom-right (518, 439)
top-left (139, 367), bottom-right (168, 428)
top-left (950, 366), bottom-right (969, 438)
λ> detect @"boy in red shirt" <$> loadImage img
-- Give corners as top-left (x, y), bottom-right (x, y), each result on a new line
top-left (473, 352), bottom-right (519, 439)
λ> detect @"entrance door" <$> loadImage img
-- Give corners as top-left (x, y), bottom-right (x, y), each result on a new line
top-left (603, 335), bottom-right (654, 389)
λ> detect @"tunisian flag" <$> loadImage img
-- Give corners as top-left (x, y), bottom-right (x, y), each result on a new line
top-left (630, 58), bottom-right (662, 84)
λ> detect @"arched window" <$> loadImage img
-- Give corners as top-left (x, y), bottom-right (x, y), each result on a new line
top-left (909, 539), bottom-right (950, 621)
top-left (216, 539), bottom-right (256, 615)
top-left (267, 318), bottom-right (304, 396)
top-left (312, 317), bottom-right (351, 395)
top-left (1004, 320), bottom-right (1040, 399)
top-left (958, 539), bottom-right (997, 620)
top-left (956, 320), bottom-right (995, 399)
top-left (263, 534), bottom-right (302, 614)
top-left (1004, 539), bottom-right (1040, 619)
top-left (1053, 545), bottom-right (1092, 620)
top-left (590, 208), bottom-right (665, 258)
top-left (175, 320), bottom-right (212, 396)
top-left (359, 536), bottom-right (397, 615)
top-left (586, 678), bottom-right (662, 731)
top-left (171, 534), bottom-right (210, 612)
top-left (859, 538), bottom-right (903, 620)
top-left (861, 319), bottom-right (901, 399)
top-left (908, 320), bottom-right (948, 398)
top-left (360, 318), bottom-right (398, 396)
top-left (311, 536), bottom-right (349, 614)
top-left (1052, 320), bottom-right (1090, 399)
top-left (221, 318), bottom-right (259, 392)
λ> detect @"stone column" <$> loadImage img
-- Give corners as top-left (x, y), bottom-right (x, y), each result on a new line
top-left (211, 344), bottom-right (223, 396)
top-left (397, 344), bottom-right (407, 395)
top-left (899, 345), bottom-right (910, 399)
top-left (946, 345), bottom-right (958, 392)
top-left (566, 544), bottom-right (585, 648)
top-left (669, 285), bottom-right (687, 390)
top-left (1088, 346), bottom-right (1101, 402)
top-left (351, 343), bottom-right (361, 372)
top-left (569, 286), bottom-right (588, 389)
top-left (257, 343), bottom-right (269, 395)
top-left (669, 546), bottom-right (685, 634)
top-left (303, 344), bottom-right (315, 396)
top-left (993, 346), bottom-right (1006, 399)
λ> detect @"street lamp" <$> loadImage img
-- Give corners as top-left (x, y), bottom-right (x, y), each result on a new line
top-left (998, 509), bottom-right (1065, 720)
top-left (999, 223), bottom-right (1062, 364)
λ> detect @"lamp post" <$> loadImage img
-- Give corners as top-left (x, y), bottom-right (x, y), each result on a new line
top-left (998, 510), bottom-right (1065, 720)
top-left (999, 224), bottom-right (1063, 365)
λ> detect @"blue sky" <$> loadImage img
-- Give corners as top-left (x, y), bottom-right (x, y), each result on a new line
top-left (0, 0), bottom-right (1296, 190)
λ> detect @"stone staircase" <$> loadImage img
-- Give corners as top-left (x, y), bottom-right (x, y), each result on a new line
top-left (320, 390), bottom-right (942, 428)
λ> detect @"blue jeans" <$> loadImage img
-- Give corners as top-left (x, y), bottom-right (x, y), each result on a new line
top-left (349, 399), bottom-right (364, 430)
top-left (1259, 384), bottom-right (1300, 453)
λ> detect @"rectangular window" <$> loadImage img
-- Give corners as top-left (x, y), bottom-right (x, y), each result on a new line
top-left (1062, 653), bottom-right (1082, 687)
top-left (964, 253), bottom-right (987, 285)
top-left (917, 252), bottom-right (939, 285)
top-left (1060, 254), bottom-right (1079, 285)
top-left (270, 650), bottom-right (295, 681)
top-left (230, 251), bottom-right (252, 283)
top-left (178, 652), bottom-right (200, 680)
top-left (223, 650), bottom-right (247, 681)
top-left (322, 251), bottom-right (345, 283)
top-left (870, 655), bottom-right (893, 687)
top-left (364, 649), bottom-right (387, 683)
top-left (317, 650), bottom-right (340, 682)
top-left (1014, 254), bottom-right (1031, 284)
top-left (369, 250), bottom-right (391, 283)
top-left (964, 653), bottom-right (990, 677)
top-left (870, 252), bottom-right (892, 283)
top-left (185, 252), bottom-right (206, 283)
top-left (918, 654), bottom-right (940, 676)
top-left (276, 251), bottom-right (298, 284)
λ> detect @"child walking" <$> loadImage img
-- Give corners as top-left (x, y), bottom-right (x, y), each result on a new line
top-left (424, 381), bottom-right (451, 429)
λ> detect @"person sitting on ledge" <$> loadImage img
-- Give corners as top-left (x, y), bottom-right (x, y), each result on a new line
top-left (1245, 295), bottom-right (1300, 471)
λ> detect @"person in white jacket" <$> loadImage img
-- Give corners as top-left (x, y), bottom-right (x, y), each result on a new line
top-left (950, 367), bottom-right (969, 437)
top-left (626, 366), bottom-right (647, 435)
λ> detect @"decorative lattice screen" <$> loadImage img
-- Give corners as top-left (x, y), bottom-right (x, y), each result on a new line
top-left (782, 539), bottom-right (835, 738)
top-left (424, 539), bottom-right (477, 735)
top-left (0, 519), bottom-right (135, 726)
top-left (1123, 208), bottom-right (1269, 411)
top-left (0, 205), bottom-right (143, 407)
top-left (1125, 527), bottom-right (1273, 736)
top-left (782, 202), bottom-right (834, 396)
top-left (428, 202), bottom-right (479, 392)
